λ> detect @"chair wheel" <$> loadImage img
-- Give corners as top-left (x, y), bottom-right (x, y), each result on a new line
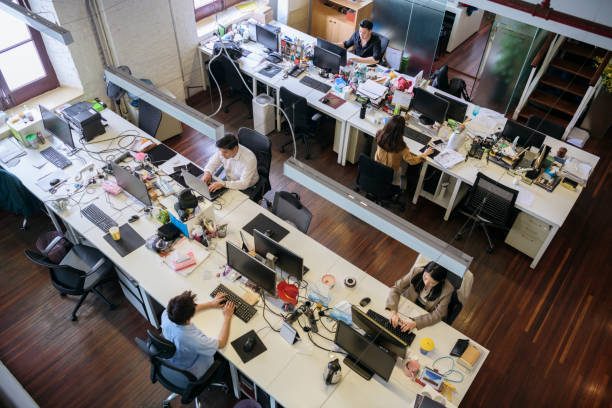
top-left (71, 315), bottom-right (77, 321)
top-left (305, 154), bottom-right (311, 160)
top-left (486, 247), bottom-right (493, 254)
top-left (280, 146), bottom-right (285, 153)
top-left (454, 234), bottom-right (462, 241)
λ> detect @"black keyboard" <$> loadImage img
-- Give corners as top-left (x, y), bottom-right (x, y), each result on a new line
top-left (404, 127), bottom-right (432, 146)
top-left (40, 147), bottom-right (72, 169)
top-left (367, 309), bottom-right (415, 346)
top-left (81, 203), bottom-right (118, 233)
top-left (210, 283), bottom-right (257, 323)
top-left (300, 76), bottom-right (331, 93)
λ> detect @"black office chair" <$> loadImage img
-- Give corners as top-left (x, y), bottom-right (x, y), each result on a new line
top-left (442, 269), bottom-right (473, 325)
top-left (377, 33), bottom-right (390, 65)
top-left (211, 54), bottom-right (252, 118)
top-left (431, 65), bottom-right (450, 93)
top-left (454, 172), bottom-right (518, 253)
top-left (237, 127), bottom-right (272, 204)
top-left (354, 153), bottom-right (404, 210)
top-left (271, 191), bottom-right (312, 233)
top-left (24, 241), bottom-right (116, 321)
top-left (526, 115), bottom-right (565, 140)
top-left (138, 99), bottom-right (162, 138)
top-left (279, 86), bottom-right (324, 160)
top-left (0, 169), bottom-right (41, 230)
top-left (136, 330), bottom-right (227, 408)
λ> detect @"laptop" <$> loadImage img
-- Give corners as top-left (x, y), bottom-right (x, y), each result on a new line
top-left (182, 170), bottom-right (227, 201)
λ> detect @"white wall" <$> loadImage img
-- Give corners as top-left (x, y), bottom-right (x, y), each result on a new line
top-left (464, 0), bottom-right (612, 50)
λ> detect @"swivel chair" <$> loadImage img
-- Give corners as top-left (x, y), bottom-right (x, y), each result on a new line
top-left (138, 99), bottom-right (162, 138)
top-left (237, 127), bottom-right (272, 204)
top-left (454, 172), bottom-right (518, 253)
top-left (24, 238), bottom-right (116, 321)
top-left (378, 33), bottom-right (390, 65)
top-left (271, 191), bottom-right (312, 233)
top-left (135, 330), bottom-right (227, 408)
top-left (526, 115), bottom-right (564, 140)
top-left (212, 54), bottom-right (252, 118)
top-left (354, 154), bottom-right (404, 210)
top-left (279, 86), bottom-right (324, 160)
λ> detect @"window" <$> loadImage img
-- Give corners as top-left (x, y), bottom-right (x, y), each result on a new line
top-left (0, 0), bottom-right (59, 110)
top-left (194, 0), bottom-right (245, 21)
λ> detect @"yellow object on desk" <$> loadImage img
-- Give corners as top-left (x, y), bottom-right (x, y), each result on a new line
top-left (236, 1), bottom-right (257, 12)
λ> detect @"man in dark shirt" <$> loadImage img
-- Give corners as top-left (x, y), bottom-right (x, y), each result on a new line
top-left (336, 19), bottom-right (382, 65)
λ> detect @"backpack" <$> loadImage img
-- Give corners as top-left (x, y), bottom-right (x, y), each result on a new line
top-left (449, 78), bottom-right (470, 101)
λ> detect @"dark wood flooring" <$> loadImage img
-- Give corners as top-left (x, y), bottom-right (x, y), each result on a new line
top-left (1, 91), bottom-right (610, 407)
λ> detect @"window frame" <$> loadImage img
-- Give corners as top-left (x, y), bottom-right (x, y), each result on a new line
top-left (194, 0), bottom-right (244, 22)
top-left (0, 0), bottom-right (59, 109)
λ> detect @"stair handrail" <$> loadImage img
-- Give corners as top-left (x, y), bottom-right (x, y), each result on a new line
top-left (531, 33), bottom-right (555, 68)
top-left (590, 51), bottom-right (610, 86)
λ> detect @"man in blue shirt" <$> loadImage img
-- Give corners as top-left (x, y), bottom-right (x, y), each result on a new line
top-left (336, 19), bottom-right (382, 65)
top-left (161, 290), bottom-right (234, 378)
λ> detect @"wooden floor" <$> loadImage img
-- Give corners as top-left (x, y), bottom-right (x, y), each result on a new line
top-left (1, 91), bottom-right (610, 407)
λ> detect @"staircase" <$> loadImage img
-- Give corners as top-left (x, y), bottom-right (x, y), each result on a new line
top-left (514, 35), bottom-right (610, 136)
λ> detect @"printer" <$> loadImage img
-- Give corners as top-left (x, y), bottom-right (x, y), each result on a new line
top-left (61, 102), bottom-right (105, 141)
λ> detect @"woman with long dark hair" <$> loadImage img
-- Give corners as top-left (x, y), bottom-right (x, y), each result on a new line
top-left (385, 261), bottom-right (454, 332)
top-left (374, 115), bottom-right (433, 186)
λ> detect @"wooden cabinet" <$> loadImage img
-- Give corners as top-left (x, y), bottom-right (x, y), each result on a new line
top-left (310, 0), bottom-right (373, 44)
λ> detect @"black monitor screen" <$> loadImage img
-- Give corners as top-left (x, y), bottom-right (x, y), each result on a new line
top-left (226, 241), bottom-right (276, 295)
top-left (40, 105), bottom-right (74, 149)
top-left (313, 46), bottom-right (341, 75)
top-left (334, 321), bottom-right (396, 382)
top-left (412, 88), bottom-right (449, 125)
top-left (111, 162), bottom-right (152, 207)
top-left (316, 37), bottom-right (346, 66)
top-left (501, 119), bottom-right (546, 149)
top-left (351, 305), bottom-right (407, 357)
top-left (256, 24), bottom-right (279, 52)
top-left (253, 229), bottom-right (303, 281)
top-left (433, 92), bottom-right (468, 123)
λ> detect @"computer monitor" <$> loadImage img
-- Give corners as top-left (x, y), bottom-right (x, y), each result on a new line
top-left (412, 88), bottom-right (450, 126)
top-left (111, 162), bottom-right (152, 207)
top-left (313, 46), bottom-right (341, 75)
top-left (433, 92), bottom-right (468, 123)
top-left (39, 105), bottom-right (74, 149)
top-left (334, 321), bottom-right (396, 382)
top-left (226, 241), bottom-right (277, 295)
top-left (501, 119), bottom-right (546, 149)
top-left (316, 37), bottom-right (347, 66)
top-left (256, 24), bottom-right (279, 53)
top-left (253, 229), bottom-right (304, 281)
top-left (351, 305), bottom-right (407, 357)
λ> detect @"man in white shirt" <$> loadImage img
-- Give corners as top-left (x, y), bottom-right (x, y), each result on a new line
top-left (201, 133), bottom-right (259, 192)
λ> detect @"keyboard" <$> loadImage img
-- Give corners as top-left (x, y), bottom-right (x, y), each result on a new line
top-left (366, 309), bottom-right (416, 346)
top-left (40, 147), bottom-right (72, 169)
top-left (81, 204), bottom-right (118, 233)
top-left (404, 126), bottom-right (432, 146)
top-left (210, 283), bottom-right (257, 323)
top-left (300, 76), bottom-right (331, 93)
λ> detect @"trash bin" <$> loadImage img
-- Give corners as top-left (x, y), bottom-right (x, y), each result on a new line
top-left (252, 94), bottom-right (275, 135)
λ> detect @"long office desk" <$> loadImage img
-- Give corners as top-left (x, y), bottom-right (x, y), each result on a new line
top-left (2, 108), bottom-right (487, 407)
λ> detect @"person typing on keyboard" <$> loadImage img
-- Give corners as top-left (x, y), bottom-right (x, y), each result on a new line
top-left (385, 262), bottom-right (453, 332)
top-left (201, 133), bottom-right (258, 193)
top-left (161, 291), bottom-right (234, 378)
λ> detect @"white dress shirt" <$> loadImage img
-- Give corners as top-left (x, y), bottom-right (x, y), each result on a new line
top-left (204, 144), bottom-right (259, 190)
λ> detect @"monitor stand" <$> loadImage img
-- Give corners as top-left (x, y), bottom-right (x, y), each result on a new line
top-left (343, 355), bottom-right (373, 380)
top-left (418, 115), bottom-right (435, 126)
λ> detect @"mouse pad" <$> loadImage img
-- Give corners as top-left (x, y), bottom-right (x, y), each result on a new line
top-left (243, 213), bottom-right (289, 242)
top-left (258, 64), bottom-right (281, 78)
top-left (231, 330), bottom-right (266, 363)
top-left (103, 223), bottom-right (145, 257)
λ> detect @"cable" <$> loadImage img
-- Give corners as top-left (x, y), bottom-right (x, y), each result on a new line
top-left (259, 289), bottom-right (281, 332)
top-left (432, 356), bottom-right (465, 383)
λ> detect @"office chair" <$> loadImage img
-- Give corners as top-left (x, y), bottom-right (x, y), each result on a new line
top-left (454, 172), bottom-right (518, 253)
top-left (443, 269), bottom-right (474, 325)
top-left (526, 115), bottom-right (564, 140)
top-left (354, 154), bottom-right (404, 210)
top-left (431, 65), bottom-right (450, 93)
top-left (271, 191), bottom-right (312, 233)
top-left (212, 54), bottom-right (253, 118)
top-left (135, 330), bottom-right (227, 408)
top-left (278, 86), bottom-right (324, 160)
top-left (237, 127), bottom-right (272, 204)
top-left (378, 33), bottom-right (390, 65)
top-left (24, 240), bottom-right (116, 321)
top-left (138, 99), bottom-right (162, 138)
top-left (0, 169), bottom-right (41, 230)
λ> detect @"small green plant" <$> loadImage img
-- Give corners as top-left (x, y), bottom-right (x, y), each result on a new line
top-left (594, 57), bottom-right (612, 93)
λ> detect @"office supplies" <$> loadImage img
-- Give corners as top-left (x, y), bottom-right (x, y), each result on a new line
top-left (344, 277), bottom-right (356, 287)
top-left (0, 137), bottom-right (26, 164)
top-left (242, 213), bottom-right (290, 241)
top-left (39, 147), bottom-right (72, 169)
top-left (404, 126), bottom-right (432, 145)
top-left (231, 330), bottom-right (266, 363)
top-left (457, 344), bottom-right (482, 370)
top-left (289, 65), bottom-right (304, 77)
top-left (182, 170), bottom-right (226, 201)
top-left (253, 229), bottom-right (305, 280)
top-left (226, 242), bottom-right (277, 295)
top-left (324, 358), bottom-right (342, 385)
top-left (419, 367), bottom-right (444, 391)
top-left (359, 297), bottom-right (371, 307)
top-left (102, 179), bottom-right (121, 195)
top-left (35, 170), bottom-right (67, 192)
top-left (210, 283), bottom-right (257, 322)
top-left (111, 163), bottom-right (152, 206)
top-left (280, 321), bottom-right (299, 344)
top-left (357, 80), bottom-right (387, 103)
top-left (299, 76), bottom-right (332, 93)
top-left (433, 149), bottom-right (464, 169)
top-left (81, 203), bottom-right (118, 232)
top-left (102, 223), bottom-right (145, 257)
top-left (420, 337), bottom-right (435, 355)
top-left (258, 63), bottom-right (282, 78)
top-left (450, 338), bottom-right (469, 357)
top-left (61, 102), bottom-right (105, 141)
top-left (316, 37), bottom-right (347, 66)
top-left (364, 308), bottom-right (415, 346)
top-left (393, 89), bottom-right (413, 109)
top-left (318, 93), bottom-right (346, 109)
top-left (412, 88), bottom-right (449, 126)
top-left (304, 308), bottom-right (318, 333)
top-left (242, 335), bottom-right (256, 352)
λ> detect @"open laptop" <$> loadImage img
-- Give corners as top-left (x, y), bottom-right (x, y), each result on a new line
top-left (182, 170), bottom-right (227, 201)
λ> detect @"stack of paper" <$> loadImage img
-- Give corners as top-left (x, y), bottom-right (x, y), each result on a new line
top-left (560, 156), bottom-right (592, 186)
top-left (357, 80), bottom-right (388, 104)
top-left (0, 138), bottom-right (26, 163)
top-left (434, 149), bottom-right (465, 169)
top-left (163, 238), bottom-right (210, 277)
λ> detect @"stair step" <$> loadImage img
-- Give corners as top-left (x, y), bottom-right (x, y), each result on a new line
top-left (518, 104), bottom-right (569, 127)
top-left (560, 41), bottom-right (606, 60)
top-left (550, 58), bottom-right (596, 79)
top-left (528, 89), bottom-right (579, 116)
top-left (540, 74), bottom-right (588, 96)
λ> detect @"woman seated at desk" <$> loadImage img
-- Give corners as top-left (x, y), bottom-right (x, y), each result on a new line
top-left (375, 115), bottom-right (433, 187)
top-left (385, 261), bottom-right (453, 331)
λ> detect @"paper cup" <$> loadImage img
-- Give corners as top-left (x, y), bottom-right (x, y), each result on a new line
top-left (419, 337), bottom-right (434, 355)
top-left (109, 226), bottom-right (120, 240)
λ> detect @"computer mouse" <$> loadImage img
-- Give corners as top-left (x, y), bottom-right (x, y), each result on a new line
top-left (243, 335), bottom-right (256, 353)
top-left (264, 229), bottom-right (273, 238)
top-left (49, 178), bottom-right (60, 186)
top-left (359, 297), bottom-right (371, 307)
top-left (322, 97), bottom-right (330, 104)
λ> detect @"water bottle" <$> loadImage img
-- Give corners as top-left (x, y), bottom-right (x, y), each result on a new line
top-left (472, 105), bottom-right (480, 116)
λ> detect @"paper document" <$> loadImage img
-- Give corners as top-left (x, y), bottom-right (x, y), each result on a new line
top-left (163, 238), bottom-right (210, 277)
top-left (0, 137), bottom-right (26, 163)
top-left (357, 80), bottom-right (387, 100)
top-left (516, 187), bottom-right (535, 207)
top-left (434, 149), bottom-right (465, 169)
top-left (385, 47), bottom-right (402, 70)
top-left (158, 155), bottom-right (191, 175)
